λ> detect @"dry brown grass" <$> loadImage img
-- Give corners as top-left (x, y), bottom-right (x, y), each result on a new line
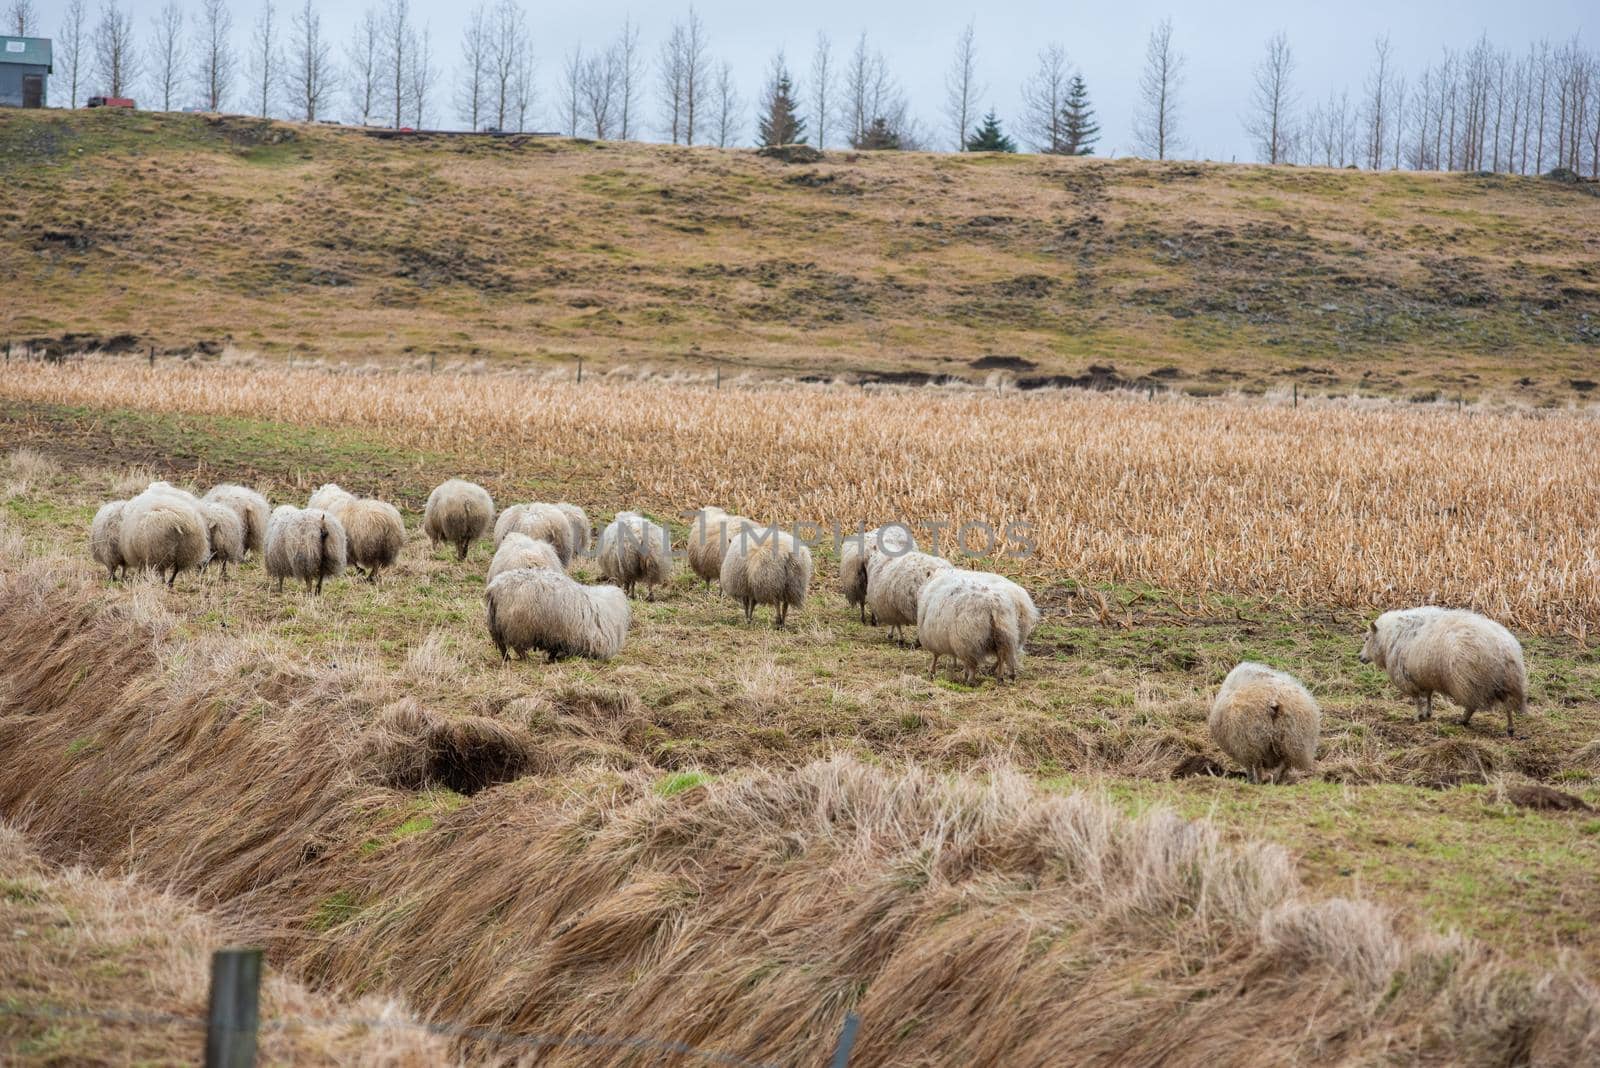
top-left (4, 357), bottom-right (1598, 633)
top-left (0, 569), bottom-right (1596, 1065)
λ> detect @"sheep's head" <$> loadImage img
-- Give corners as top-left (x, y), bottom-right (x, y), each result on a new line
top-left (1359, 620), bottom-right (1384, 667)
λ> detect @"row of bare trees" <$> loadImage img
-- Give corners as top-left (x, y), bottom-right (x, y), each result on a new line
top-left (1244, 29), bottom-right (1600, 176)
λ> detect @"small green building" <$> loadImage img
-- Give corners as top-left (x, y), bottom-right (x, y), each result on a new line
top-left (0, 36), bottom-right (52, 109)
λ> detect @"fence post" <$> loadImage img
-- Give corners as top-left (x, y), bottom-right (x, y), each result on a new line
top-left (1293, 383), bottom-right (1298, 408)
top-left (576, 357), bottom-right (583, 385)
top-left (715, 363), bottom-right (721, 389)
top-left (148, 345), bottom-right (155, 367)
top-left (430, 352), bottom-right (436, 374)
top-left (204, 947), bottom-right (262, 1068)
top-left (830, 1012), bottom-right (860, 1068)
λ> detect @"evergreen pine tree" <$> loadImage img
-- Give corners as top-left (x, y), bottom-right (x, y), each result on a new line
top-left (1060, 74), bottom-right (1100, 155)
top-left (758, 69), bottom-right (807, 147)
top-left (965, 110), bottom-right (1017, 152)
top-left (854, 116), bottom-right (902, 150)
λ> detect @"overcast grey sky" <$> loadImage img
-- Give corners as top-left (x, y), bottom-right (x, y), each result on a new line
top-left (66, 0), bottom-right (1594, 158)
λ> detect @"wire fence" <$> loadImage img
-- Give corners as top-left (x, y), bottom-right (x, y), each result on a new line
top-left (0, 950), bottom-right (861, 1068)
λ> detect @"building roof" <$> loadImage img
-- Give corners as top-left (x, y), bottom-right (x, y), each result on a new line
top-left (0, 36), bottom-right (52, 71)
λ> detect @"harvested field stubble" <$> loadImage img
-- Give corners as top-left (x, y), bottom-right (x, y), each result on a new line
top-left (3, 358), bottom-right (1599, 631)
top-left (0, 570), bottom-right (1596, 1065)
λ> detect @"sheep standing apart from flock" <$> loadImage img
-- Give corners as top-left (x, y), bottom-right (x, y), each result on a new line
top-left (424, 479), bottom-right (494, 561)
top-left (840, 525), bottom-right (916, 623)
top-left (1208, 662), bottom-right (1321, 784)
top-left (599, 511), bottom-right (674, 600)
top-left (487, 533), bottom-right (564, 585)
top-left (720, 526), bottom-right (813, 627)
top-left (202, 485), bottom-right (271, 558)
top-left (1360, 607), bottom-right (1528, 736)
top-left (687, 507), bottom-right (755, 588)
top-left (265, 505), bottom-right (347, 594)
top-left (495, 503), bottom-right (576, 566)
top-left (865, 550), bottom-right (952, 645)
top-left (90, 501), bottom-right (128, 581)
top-left (118, 488), bottom-right (210, 587)
top-left (558, 503), bottom-right (592, 560)
top-left (916, 569), bottom-right (1040, 684)
top-left (485, 567), bottom-right (631, 661)
top-left (337, 499), bottom-right (406, 582)
top-left (196, 501), bottom-right (246, 579)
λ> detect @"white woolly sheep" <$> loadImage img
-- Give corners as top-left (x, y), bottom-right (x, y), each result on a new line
top-left (487, 532), bottom-right (564, 585)
top-left (557, 503), bottom-right (592, 559)
top-left (485, 567), bottom-right (631, 662)
top-left (307, 483), bottom-right (357, 515)
top-left (202, 484), bottom-right (270, 558)
top-left (197, 501), bottom-right (246, 579)
top-left (423, 479), bottom-right (494, 561)
top-left (118, 489), bottom-right (209, 587)
top-left (1360, 607), bottom-right (1528, 736)
top-left (839, 525), bottom-right (917, 623)
top-left (686, 507), bottom-right (757, 588)
top-left (916, 569), bottom-right (1040, 684)
top-left (720, 526), bottom-right (813, 628)
top-left (265, 505), bottom-right (348, 594)
top-left (337, 498), bottom-right (405, 581)
top-left (143, 480), bottom-right (201, 506)
top-left (1209, 662), bottom-right (1321, 784)
top-left (598, 511), bottom-right (673, 600)
top-left (494, 503), bottom-right (576, 566)
top-left (865, 549), bottom-right (952, 644)
top-left (90, 500), bottom-right (127, 581)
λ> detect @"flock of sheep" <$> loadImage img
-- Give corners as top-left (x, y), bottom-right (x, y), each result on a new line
top-left (87, 477), bottom-right (1531, 785)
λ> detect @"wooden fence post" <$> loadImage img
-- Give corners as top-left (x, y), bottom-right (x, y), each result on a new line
top-left (830, 1012), bottom-right (860, 1068)
top-left (1293, 383), bottom-right (1298, 408)
top-left (576, 357), bottom-right (583, 385)
top-left (430, 353), bottom-right (436, 374)
top-left (148, 346), bottom-right (155, 367)
top-left (204, 947), bottom-right (262, 1068)
top-left (715, 363), bottom-right (721, 389)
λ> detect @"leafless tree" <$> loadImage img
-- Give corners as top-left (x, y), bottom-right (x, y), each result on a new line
top-left (381, 0), bottom-right (412, 127)
top-left (1390, 71), bottom-right (1406, 169)
top-left (192, 0), bottom-right (232, 110)
top-left (713, 58), bottom-right (740, 147)
top-left (248, 0), bottom-right (279, 117)
top-left (344, 7), bottom-right (379, 124)
top-left (1243, 31), bottom-right (1295, 164)
top-left (283, 0), bottom-right (332, 120)
top-left (59, 0), bottom-right (90, 107)
top-left (407, 22), bottom-right (433, 127)
top-left (944, 19), bottom-right (981, 151)
top-left (842, 31), bottom-right (910, 148)
top-left (657, 24), bottom-right (684, 142)
top-left (1020, 43), bottom-right (1069, 153)
top-left (1133, 17), bottom-right (1184, 159)
top-left (148, 2), bottom-right (187, 111)
top-left (510, 44), bottom-right (534, 131)
top-left (487, 0), bottom-right (527, 131)
top-left (560, 45), bottom-right (583, 136)
top-left (7, 0), bottom-right (38, 35)
top-left (1311, 88), bottom-right (1354, 167)
top-left (1358, 35), bottom-right (1392, 169)
top-left (580, 43), bottom-right (617, 138)
top-left (809, 31), bottom-right (833, 149)
top-left (613, 16), bottom-right (642, 139)
top-left (93, 0), bottom-right (142, 99)
top-left (455, 4), bottom-right (487, 129)
top-left (656, 8), bottom-right (707, 144)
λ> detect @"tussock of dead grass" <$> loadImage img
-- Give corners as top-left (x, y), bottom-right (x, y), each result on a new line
top-left (0, 571), bottom-right (1596, 1065)
top-left (4, 359), bottom-right (1599, 633)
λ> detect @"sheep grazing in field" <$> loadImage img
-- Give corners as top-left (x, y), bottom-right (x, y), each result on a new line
top-left (337, 498), bottom-right (405, 582)
top-left (423, 479), bottom-right (494, 561)
top-left (495, 503), bottom-right (576, 566)
top-left (202, 484), bottom-right (270, 558)
top-left (143, 480), bottom-right (201, 506)
top-left (265, 505), bottom-right (348, 594)
top-left (557, 503), bottom-right (592, 559)
top-left (118, 489), bottom-right (209, 587)
top-left (1209, 662), bottom-right (1321, 784)
top-left (487, 532), bottom-right (563, 585)
top-left (686, 507), bottom-right (756, 588)
top-left (1360, 607), bottom-right (1528, 737)
top-left (840, 525), bottom-right (917, 623)
top-left (916, 569), bottom-right (1040, 685)
top-left (90, 501), bottom-right (128, 581)
top-left (197, 501), bottom-right (246, 579)
top-left (720, 526), bottom-right (813, 628)
top-left (599, 511), bottom-right (673, 600)
top-left (485, 567), bottom-right (630, 662)
top-left (307, 483), bottom-right (357, 515)
top-left (866, 550), bottom-right (952, 645)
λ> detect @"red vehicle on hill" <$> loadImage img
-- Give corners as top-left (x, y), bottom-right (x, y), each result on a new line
top-left (86, 96), bottom-right (135, 109)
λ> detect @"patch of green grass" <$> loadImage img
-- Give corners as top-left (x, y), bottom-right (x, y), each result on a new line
top-left (309, 890), bottom-right (363, 931)
top-left (656, 770), bottom-right (712, 797)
